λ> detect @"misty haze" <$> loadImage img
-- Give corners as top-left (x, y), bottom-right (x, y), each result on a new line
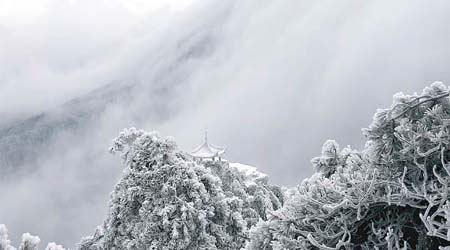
top-left (1, 0), bottom-right (450, 249)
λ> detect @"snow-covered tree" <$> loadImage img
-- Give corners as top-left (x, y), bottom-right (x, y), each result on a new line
top-left (0, 225), bottom-right (64, 250)
top-left (311, 139), bottom-right (341, 178)
top-left (78, 127), bottom-right (282, 250)
top-left (247, 82), bottom-right (450, 249)
top-left (19, 233), bottom-right (40, 250)
top-left (0, 224), bottom-right (15, 250)
top-left (44, 243), bottom-right (65, 250)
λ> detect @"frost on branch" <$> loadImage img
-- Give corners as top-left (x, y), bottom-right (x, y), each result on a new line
top-left (247, 82), bottom-right (450, 249)
top-left (19, 233), bottom-right (40, 250)
top-left (78, 128), bottom-right (282, 250)
top-left (0, 224), bottom-right (15, 250)
top-left (44, 243), bottom-right (65, 250)
top-left (311, 140), bottom-right (341, 177)
top-left (0, 225), bottom-right (64, 250)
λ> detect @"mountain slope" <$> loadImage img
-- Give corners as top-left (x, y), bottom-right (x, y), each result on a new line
top-left (0, 5), bottom-right (223, 175)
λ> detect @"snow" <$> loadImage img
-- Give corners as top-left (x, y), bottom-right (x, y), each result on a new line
top-left (21, 233), bottom-right (40, 245)
top-left (229, 162), bottom-right (268, 186)
top-left (190, 141), bottom-right (225, 158)
top-left (83, 129), bottom-right (284, 250)
top-left (0, 224), bottom-right (14, 250)
top-left (45, 243), bottom-right (65, 250)
top-left (20, 233), bottom-right (40, 250)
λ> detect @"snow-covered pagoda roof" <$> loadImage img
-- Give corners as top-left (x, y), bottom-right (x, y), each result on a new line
top-left (189, 133), bottom-right (225, 158)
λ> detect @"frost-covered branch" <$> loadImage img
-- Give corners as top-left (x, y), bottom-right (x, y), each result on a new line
top-left (247, 82), bottom-right (450, 249)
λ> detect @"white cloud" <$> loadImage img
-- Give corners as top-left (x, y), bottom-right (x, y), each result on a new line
top-left (117, 0), bottom-right (197, 15)
top-left (0, 0), bottom-right (49, 25)
top-left (0, 0), bottom-right (197, 120)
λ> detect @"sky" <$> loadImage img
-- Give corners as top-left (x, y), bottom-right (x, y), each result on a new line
top-left (1, 0), bottom-right (450, 248)
top-left (0, 0), bottom-right (195, 120)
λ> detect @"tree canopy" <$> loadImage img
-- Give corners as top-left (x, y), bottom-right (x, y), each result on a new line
top-left (77, 128), bottom-right (283, 250)
top-left (247, 82), bottom-right (450, 249)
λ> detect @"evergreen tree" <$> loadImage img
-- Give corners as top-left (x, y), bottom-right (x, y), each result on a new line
top-left (0, 224), bottom-right (15, 250)
top-left (19, 233), bottom-right (40, 250)
top-left (247, 82), bottom-right (450, 249)
top-left (78, 128), bottom-right (282, 250)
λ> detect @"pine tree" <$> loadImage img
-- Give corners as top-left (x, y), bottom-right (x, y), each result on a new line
top-left (78, 128), bottom-right (282, 250)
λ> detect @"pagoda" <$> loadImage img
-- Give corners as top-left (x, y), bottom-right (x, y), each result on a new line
top-left (189, 133), bottom-right (225, 162)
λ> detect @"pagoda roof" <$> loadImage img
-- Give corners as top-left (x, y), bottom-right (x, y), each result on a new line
top-left (189, 133), bottom-right (225, 158)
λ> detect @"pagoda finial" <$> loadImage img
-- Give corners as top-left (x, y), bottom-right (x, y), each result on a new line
top-left (205, 131), bottom-right (208, 143)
